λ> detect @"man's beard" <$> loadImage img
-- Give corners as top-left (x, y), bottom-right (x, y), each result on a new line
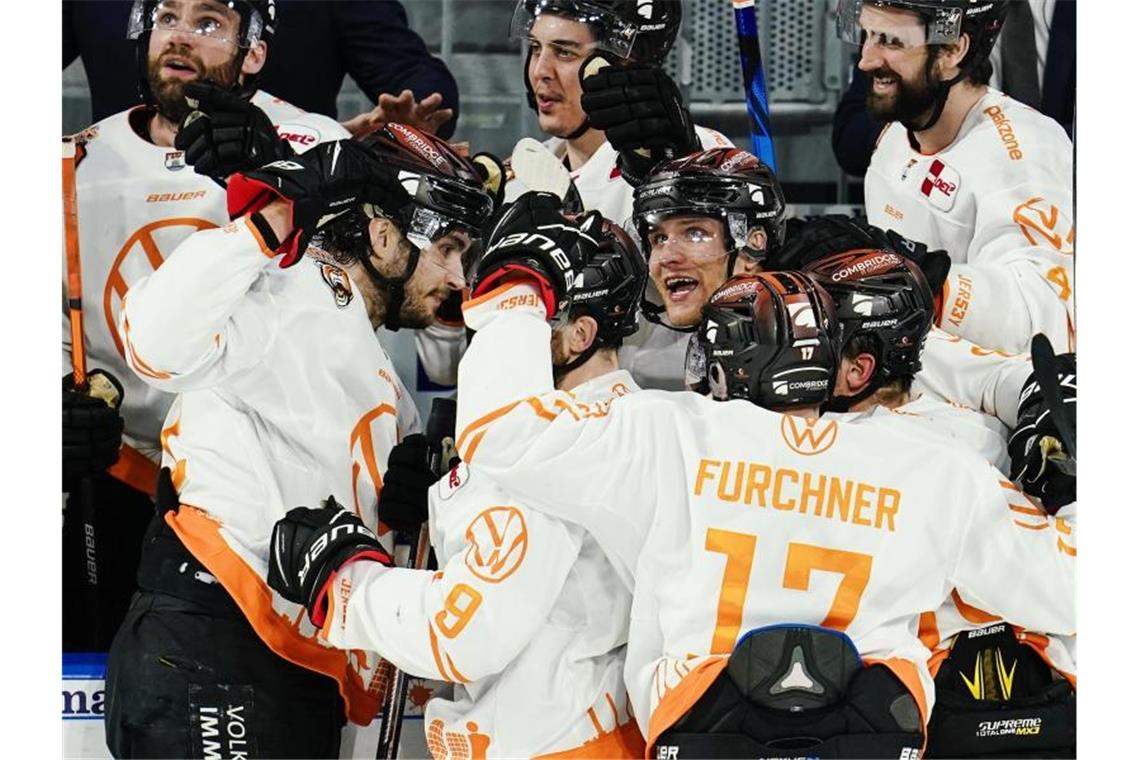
top-left (396, 292), bottom-right (439, 330)
top-left (147, 45), bottom-right (242, 124)
top-left (864, 60), bottom-right (941, 125)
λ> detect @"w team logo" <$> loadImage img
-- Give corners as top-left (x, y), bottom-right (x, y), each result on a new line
top-left (780, 415), bottom-right (838, 456)
top-left (464, 507), bottom-right (528, 583)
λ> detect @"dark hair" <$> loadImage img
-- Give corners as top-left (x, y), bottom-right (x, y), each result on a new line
top-left (567, 306), bottom-right (623, 351)
top-left (309, 208), bottom-right (373, 268)
top-left (937, 28), bottom-right (993, 85)
top-left (842, 332), bottom-right (915, 395)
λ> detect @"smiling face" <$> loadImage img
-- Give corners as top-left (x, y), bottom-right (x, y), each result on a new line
top-left (646, 215), bottom-right (732, 328)
top-left (527, 14), bottom-right (597, 138)
top-left (856, 4), bottom-right (942, 123)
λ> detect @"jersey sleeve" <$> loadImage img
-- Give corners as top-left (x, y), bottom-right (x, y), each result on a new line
top-left (321, 499), bottom-right (584, 683)
top-left (914, 328), bottom-right (1032, 429)
top-left (949, 467), bottom-right (1076, 637)
top-left (624, 539), bottom-right (666, 736)
top-left (939, 123), bottom-right (1074, 353)
top-left (416, 320), bottom-right (466, 387)
top-left (118, 217), bottom-right (280, 393)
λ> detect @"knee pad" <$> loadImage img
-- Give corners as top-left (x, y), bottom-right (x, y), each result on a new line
top-left (654, 625), bottom-right (924, 759)
top-left (926, 623), bottom-right (1075, 758)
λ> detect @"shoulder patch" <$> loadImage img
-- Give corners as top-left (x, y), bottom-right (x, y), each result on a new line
top-left (319, 262), bottom-right (354, 308)
top-left (919, 159), bottom-right (960, 211)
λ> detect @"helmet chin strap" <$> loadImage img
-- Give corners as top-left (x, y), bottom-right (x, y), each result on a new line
top-left (553, 340), bottom-right (601, 382)
top-left (559, 117), bottom-right (592, 141)
top-left (901, 49), bottom-right (969, 134)
top-left (360, 244), bottom-right (421, 333)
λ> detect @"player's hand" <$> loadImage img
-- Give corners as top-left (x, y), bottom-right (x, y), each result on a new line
top-left (226, 139), bottom-right (411, 267)
top-left (176, 81), bottom-right (293, 180)
top-left (63, 369), bottom-right (125, 483)
top-left (579, 57), bottom-right (700, 185)
top-left (267, 498), bottom-right (394, 627)
top-left (1008, 353), bottom-right (1076, 513)
top-left (340, 90), bottom-right (455, 138)
top-left (377, 435), bottom-right (437, 533)
top-left (471, 192), bottom-right (604, 320)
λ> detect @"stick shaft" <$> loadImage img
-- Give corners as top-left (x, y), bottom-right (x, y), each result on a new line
top-left (63, 137), bottom-right (87, 388)
top-left (732, 0), bottom-right (778, 173)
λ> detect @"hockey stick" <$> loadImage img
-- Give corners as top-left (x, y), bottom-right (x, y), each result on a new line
top-left (375, 397), bottom-right (458, 759)
top-left (63, 136), bottom-right (102, 642)
top-left (1029, 333), bottom-right (1076, 472)
top-left (731, 0), bottom-right (778, 173)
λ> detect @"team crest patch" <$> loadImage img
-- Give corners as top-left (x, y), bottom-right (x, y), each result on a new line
top-left (919, 159), bottom-right (959, 211)
top-left (164, 151), bottom-right (186, 171)
top-left (319, 263), bottom-right (354, 308)
top-left (437, 462), bottom-right (468, 501)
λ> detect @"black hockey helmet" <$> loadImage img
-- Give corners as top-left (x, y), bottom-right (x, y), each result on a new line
top-left (836, 0), bottom-right (1007, 130)
top-left (633, 148), bottom-right (786, 328)
top-left (570, 219), bottom-right (647, 341)
top-left (803, 249), bottom-right (934, 407)
top-left (316, 124), bottom-right (495, 332)
top-left (685, 272), bottom-right (839, 410)
top-left (511, 0), bottom-right (683, 121)
top-left (128, 0), bottom-right (277, 104)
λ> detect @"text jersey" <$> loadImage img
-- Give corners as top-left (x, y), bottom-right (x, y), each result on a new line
top-left (449, 309), bottom-right (1075, 744)
top-left (865, 88), bottom-right (1074, 353)
top-left (120, 220), bottom-right (409, 725)
top-left (322, 371), bottom-right (644, 758)
top-left (64, 92), bottom-right (346, 490)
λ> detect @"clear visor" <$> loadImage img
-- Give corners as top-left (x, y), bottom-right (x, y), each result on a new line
top-left (639, 212), bottom-right (733, 264)
top-left (835, 0), bottom-right (964, 49)
top-left (365, 203), bottom-right (480, 278)
top-left (509, 0), bottom-right (639, 60)
top-left (128, 0), bottom-right (265, 47)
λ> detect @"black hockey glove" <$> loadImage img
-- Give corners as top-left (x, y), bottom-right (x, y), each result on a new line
top-left (226, 139), bottom-right (411, 268)
top-left (471, 191), bottom-right (604, 319)
top-left (772, 215), bottom-right (951, 296)
top-left (1008, 353), bottom-right (1076, 513)
top-left (63, 369), bottom-right (125, 483)
top-left (175, 81), bottom-right (293, 181)
top-left (267, 497), bottom-right (395, 627)
top-left (580, 57), bottom-right (700, 186)
top-left (377, 435), bottom-right (438, 533)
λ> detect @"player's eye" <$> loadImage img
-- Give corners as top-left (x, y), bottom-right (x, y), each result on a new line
top-left (195, 16), bottom-right (223, 35)
top-left (685, 227), bottom-right (713, 243)
top-left (554, 45), bottom-right (579, 60)
top-left (528, 39), bottom-right (541, 54)
top-left (156, 11), bottom-right (179, 28)
top-left (649, 232), bottom-right (669, 247)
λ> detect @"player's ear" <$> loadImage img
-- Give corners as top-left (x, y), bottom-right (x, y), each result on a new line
top-left (936, 33), bottom-right (970, 79)
top-left (368, 216), bottom-right (399, 257)
top-left (241, 40), bottom-right (268, 76)
top-left (569, 315), bottom-right (599, 354)
top-left (850, 351), bottom-right (877, 393)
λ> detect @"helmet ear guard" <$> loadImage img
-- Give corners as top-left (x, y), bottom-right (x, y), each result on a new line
top-left (687, 272), bottom-right (840, 410)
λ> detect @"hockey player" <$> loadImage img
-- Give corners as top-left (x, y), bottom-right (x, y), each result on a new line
top-left (266, 193), bottom-right (653, 757)
top-left (836, 0), bottom-right (1075, 353)
top-left (624, 148), bottom-right (786, 389)
top-left (431, 263), bottom-right (1074, 757)
top-left (61, 0), bottom-right (347, 651)
top-left (803, 249), bottom-right (1076, 756)
top-left (103, 127), bottom-right (494, 758)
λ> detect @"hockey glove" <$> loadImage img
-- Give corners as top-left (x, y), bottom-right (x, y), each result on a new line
top-left (63, 369), bottom-right (124, 483)
top-left (580, 57), bottom-right (700, 185)
top-left (771, 215), bottom-right (951, 296)
top-left (175, 81), bottom-right (293, 181)
top-left (1008, 353), bottom-right (1076, 513)
top-left (267, 498), bottom-right (394, 627)
top-left (471, 191), bottom-right (603, 319)
top-left (227, 139), bottom-right (411, 268)
top-left (377, 435), bottom-right (438, 533)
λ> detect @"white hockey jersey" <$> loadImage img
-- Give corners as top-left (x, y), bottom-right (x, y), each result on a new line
top-left (63, 92), bottom-right (347, 493)
top-left (865, 88), bottom-right (1075, 353)
top-left (119, 219), bottom-right (413, 726)
top-left (450, 307), bottom-right (1075, 747)
top-left (321, 369), bottom-right (644, 759)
